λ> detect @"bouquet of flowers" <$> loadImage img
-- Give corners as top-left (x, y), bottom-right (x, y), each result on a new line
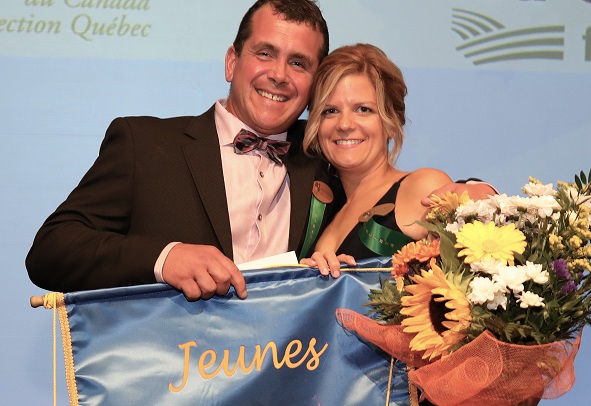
top-left (337, 170), bottom-right (591, 405)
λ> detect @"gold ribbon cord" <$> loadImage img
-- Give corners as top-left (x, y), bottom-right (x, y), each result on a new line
top-left (31, 292), bottom-right (79, 406)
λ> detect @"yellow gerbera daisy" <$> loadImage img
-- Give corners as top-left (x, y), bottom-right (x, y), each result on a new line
top-left (455, 221), bottom-right (526, 265)
top-left (400, 261), bottom-right (472, 361)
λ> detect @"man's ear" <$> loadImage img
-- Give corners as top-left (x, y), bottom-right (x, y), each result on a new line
top-left (225, 46), bottom-right (237, 83)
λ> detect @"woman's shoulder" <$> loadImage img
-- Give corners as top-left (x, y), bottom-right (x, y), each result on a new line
top-left (403, 167), bottom-right (452, 189)
top-left (394, 168), bottom-right (453, 240)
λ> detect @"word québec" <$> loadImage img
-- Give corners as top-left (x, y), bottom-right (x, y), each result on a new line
top-left (169, 338), bottom-right (329, 392)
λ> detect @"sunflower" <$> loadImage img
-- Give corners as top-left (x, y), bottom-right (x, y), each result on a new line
top-left (400, 261), bottom-right (472, 361)
top-left (455, 221), bottom-right (526, 265)
top-left (391, 239), bottom-right (440, 277)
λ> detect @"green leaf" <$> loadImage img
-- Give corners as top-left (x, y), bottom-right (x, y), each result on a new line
top-left (575, 174), bottom-right (583, 189)
top-left (580, 170), bottom-right (587, 185)
top-left (365, 278), bottom-right (406, 324)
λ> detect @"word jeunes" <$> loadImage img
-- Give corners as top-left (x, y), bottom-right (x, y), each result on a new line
top-left (169, 338), bottom-right (329, 392)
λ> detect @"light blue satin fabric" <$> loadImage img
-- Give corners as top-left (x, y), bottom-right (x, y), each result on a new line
top-left (63, 257), bottom-right (410, 405)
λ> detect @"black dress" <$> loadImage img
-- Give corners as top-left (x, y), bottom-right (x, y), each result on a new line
top-left (314, 175), bottom-right (412, 259)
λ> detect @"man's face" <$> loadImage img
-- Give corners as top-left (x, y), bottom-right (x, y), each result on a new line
top-left (225, 5), bottom-right (323, 136)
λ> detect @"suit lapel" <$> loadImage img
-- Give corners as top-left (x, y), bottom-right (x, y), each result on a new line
top-left (179, 112), bottom-right (317, 258)
top-left (182, 106), bottom-right (234, 259)
top-left (284, 120), bottom-right (317, 252)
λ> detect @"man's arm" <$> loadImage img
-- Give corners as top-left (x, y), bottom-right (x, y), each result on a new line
top-left (26, 117), bottom-right (247, 299)
top-left (26, 118), bottom-right (167, 292)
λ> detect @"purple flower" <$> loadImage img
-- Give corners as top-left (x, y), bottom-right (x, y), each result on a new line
top-left (552, 259), bottom-right (570, 280)
top-left (560, 280), bottom-right (577, 294)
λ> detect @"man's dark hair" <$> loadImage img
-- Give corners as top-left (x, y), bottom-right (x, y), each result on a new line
top-left (232, 0), bottom-right (329, 63)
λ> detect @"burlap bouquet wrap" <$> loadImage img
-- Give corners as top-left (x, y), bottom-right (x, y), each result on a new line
top-left (337, 309), bottom-right (582, 406)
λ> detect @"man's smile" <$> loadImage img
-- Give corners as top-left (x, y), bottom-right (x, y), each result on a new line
top-left (257, 89), bottom-right (288, 102)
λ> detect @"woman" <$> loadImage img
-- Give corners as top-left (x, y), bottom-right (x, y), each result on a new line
top-left (300, 42), bottom-right (455, 406)
top-left (300, 43), bottom-right (451, 277)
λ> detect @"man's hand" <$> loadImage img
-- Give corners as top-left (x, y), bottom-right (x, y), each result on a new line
top-left (421, 181), bottom-right (497, 207)
top-left (162, 244), bottom-right (247, 301)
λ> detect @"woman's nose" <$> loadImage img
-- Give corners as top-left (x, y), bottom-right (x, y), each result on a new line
top-left (337, 112), bottom-right (353, 131)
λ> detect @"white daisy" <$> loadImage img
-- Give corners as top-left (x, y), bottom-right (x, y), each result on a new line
top-left (528, 195), bottom-right (561, 219)
top-left (494, 265), bottom-right (528, 294)
top-left (523, 261), bottom-right (549, 284)
top-left (468, 276), bottom-right (507, 307)
top-left (470, 258), bottom-right (504, 275)
top-left (487, 292), bottom-right (508, 310)
top-left (523, 182), bottom-right (556, 197)
top-left (517, 291), bottom-right (545, 308)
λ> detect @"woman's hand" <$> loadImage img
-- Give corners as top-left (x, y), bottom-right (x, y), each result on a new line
top-left (300, 252), bottom-right (356, 278)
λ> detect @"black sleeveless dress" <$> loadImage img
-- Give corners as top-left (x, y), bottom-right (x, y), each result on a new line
top-left (312, 175), bottom-right (411, 259)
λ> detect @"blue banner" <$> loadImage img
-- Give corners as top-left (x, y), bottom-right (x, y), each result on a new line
top-left (57, 258), bottom-right (410, 405)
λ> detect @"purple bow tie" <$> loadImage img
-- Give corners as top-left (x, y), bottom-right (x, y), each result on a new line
top-left (233, 129), bottom-right (291, 166)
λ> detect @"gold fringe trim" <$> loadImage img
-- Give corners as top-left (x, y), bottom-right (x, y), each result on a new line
top-left (43, 292), bottom-right (80, 406)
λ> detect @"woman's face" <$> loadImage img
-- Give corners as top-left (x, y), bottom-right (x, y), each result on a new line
top-left (318, 73), bottom-right (389, 175)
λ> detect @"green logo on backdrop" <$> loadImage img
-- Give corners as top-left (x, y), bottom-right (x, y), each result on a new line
top-left (452, 9), bottom-right (564, 65)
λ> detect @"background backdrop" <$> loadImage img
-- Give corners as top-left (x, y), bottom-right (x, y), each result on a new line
top-left (1, 0), bottom-right (590, 404)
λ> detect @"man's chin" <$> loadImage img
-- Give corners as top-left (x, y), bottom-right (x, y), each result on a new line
top-left (252, 117), bottom-right (296, 135)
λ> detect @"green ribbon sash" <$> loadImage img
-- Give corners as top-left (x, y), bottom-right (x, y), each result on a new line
top-left (359, 217), bottom-right (413, 256)
top-left (299, 195), bottom-right (326, 260)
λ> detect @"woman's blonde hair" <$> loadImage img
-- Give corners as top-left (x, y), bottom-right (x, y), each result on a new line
top-left (303, 43), bottom-right (407, 164)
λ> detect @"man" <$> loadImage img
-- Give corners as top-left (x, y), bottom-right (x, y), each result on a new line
top-left (26, 0), bottom-right (492, 300)
top-left (26, 0), bottom-right (328, 300)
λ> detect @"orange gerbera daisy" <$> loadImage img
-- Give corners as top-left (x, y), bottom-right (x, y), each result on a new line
top-left (392, 239), bottom-right (440, 277)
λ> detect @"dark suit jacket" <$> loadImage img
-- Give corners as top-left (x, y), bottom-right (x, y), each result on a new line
top-left (26, 105), bottom-right (323, 292)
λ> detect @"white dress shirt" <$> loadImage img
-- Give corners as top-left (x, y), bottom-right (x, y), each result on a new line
top-left (154, 100), bottom-right (291, 282)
